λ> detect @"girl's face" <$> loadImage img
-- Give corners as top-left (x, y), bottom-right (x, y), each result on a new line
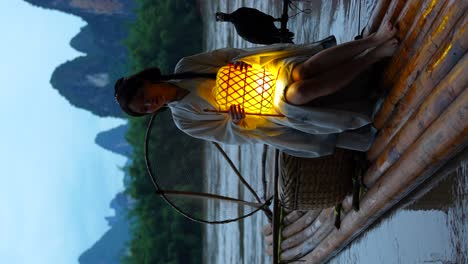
top-left (128, 82), bottom-right (169, 114)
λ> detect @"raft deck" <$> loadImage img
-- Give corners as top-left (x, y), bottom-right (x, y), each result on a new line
top-left (270, 0), bottom-right (467, 263)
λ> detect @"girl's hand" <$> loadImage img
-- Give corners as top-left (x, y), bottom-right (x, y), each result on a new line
top-left (228, 104), bottom-right (246, 124)
top-left (229, 61), bottom-right (252, 71)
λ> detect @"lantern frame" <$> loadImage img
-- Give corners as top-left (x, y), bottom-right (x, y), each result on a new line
top-left (213, 65), bottom-right (279, 116)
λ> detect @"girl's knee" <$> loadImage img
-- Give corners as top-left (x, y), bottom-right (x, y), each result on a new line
top-left (291, 64), bottom-right (305, 81)
top-left (285, 81), bottom-right (307, 105)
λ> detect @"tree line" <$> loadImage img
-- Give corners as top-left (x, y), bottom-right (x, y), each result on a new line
top-left (122, 0), bottom-right (205, 263)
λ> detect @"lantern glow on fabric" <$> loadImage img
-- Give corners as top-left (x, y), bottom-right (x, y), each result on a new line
top-left (214, 65), bottom-right (277, 115)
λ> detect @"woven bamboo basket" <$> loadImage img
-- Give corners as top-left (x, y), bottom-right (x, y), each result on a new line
top-left (279, 148), bottom-right (356, 210)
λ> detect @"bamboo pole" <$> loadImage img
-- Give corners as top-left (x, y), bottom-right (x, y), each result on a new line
top-left (373, 3), bottom-right (467, 129)
top-left (204, 109), bottom-right (284, 117)
top-left (363, 0), bottom-right (392, 36)
top-left (264, 210), bottom-right (322, 254)
top-left (380, 0), bottom-right (406, 25)
top-left (262, 145), bottom-right (269, 201)
top-left (366, 82), bottom-right (468, 186)
top-left (369, 52), bottom-right (468, 161)
top-left (265, 195), bottom-right (355, 255)
top-left (265, 195), bottom-right (354, 254)
top-left (158, 190), bottom-right (264, 208)
top-left (264, 210), bottom-right (308, 245)
top-left (266, 209), bottom-right (329, 256)
top-left (264, 194), bottom-right (353, 244)
top-left (281, 210), bottom-right (322, 239)
top-left (272, 149), bottom-right (280, 264)
top-left (263, 210), bottom-right (307, 239)
top-left (212, 142), bottom-right (263, 203)
top-left (283, 210), bottom-right (307, 226)
top-left (398, 148), bottom-right (467, 211)
top-left (265, 196), bottom-right (355, 257)
top-left (383, 0), bottom-right (442, 84)
top-left (270, 208), bottom-right (334, 261)
top-left (366, 85), bottom-right (468, 188)
top-left (368, 32), bottom-right (468, 161)
top-left (392, 0), bottom-right (424, 37)
top-left (299, 86), bottom-right (468, 264)
top-left (279, 210), bottom-right (323, 251)
top-left (278, 196), bottom-right (355, 261)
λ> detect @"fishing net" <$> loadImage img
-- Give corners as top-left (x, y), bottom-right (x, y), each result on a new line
top-left (145, 111), bottom-right (272, 224)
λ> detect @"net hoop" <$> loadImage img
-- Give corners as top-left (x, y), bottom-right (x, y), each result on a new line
top-left (144, 113), bottom-right (271, 224)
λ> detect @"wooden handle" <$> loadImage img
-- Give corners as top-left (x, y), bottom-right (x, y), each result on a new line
top-left (203, 109), bottom-right (284, 117)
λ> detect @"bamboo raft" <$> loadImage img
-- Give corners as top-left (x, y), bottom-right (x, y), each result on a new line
top-left (265, 0), bottom-right (468, 263)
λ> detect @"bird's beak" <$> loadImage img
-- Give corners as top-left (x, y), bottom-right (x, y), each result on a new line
top-left (215, 12), bottom-right (224, 21)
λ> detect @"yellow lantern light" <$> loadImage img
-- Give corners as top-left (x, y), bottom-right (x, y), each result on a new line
top-left (213, 64), bottom-right (279, 116)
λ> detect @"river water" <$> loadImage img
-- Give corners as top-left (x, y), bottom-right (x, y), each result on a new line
top-left (200, 1), bottom-right (467, 263)
top-left (327, 151), bottom-right (468, 264)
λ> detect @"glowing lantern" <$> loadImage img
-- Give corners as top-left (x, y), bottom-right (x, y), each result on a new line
top-left (213, 65), bottom-right (278, 115)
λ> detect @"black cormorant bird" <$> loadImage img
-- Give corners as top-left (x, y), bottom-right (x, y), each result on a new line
top-left (216, 7), bottom-right (294, 45)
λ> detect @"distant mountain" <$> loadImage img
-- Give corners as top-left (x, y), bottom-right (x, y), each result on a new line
top-left (23, 0), bottom-right (136, 18)
top-left (24, 0), bottom-right (137, 117)
top-left (78, 191), bottom-right (135, 264)
top-left (95, 124), bottom-right (132, 158)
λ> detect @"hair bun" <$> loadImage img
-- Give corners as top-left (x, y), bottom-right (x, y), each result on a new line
top-left (114, 77), bottom-right (125, 98)
top-left (136, 67), bottom-right (162, 83)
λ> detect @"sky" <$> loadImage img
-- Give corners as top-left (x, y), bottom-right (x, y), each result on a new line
top-left (0, 1), bottom-right (127, 263)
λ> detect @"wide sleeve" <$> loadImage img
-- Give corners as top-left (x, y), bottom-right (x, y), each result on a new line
top-left (232, 36), bottom-right (335, 67)
top-left (170, 106), bottom-right (262, 145)
top-left (174, 48), bottom-right (247, 74)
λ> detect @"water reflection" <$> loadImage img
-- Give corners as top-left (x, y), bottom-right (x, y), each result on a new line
top-left (201, 0), bottom-right (467, 263)
top-left (330, 153), bottom-right (467, 264)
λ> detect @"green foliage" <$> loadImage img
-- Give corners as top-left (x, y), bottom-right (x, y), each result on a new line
top-left (123, 115), bottom-right (204, 264)
top-left (125, 0), bottom-right (203, 73)
top-left (121, 1), bottom-right (205, 263)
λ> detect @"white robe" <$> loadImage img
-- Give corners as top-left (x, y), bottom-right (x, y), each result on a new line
top-left (168, 37), bottom-right (375, 158)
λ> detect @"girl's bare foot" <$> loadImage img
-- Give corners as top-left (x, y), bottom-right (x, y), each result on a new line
top-left (371, 21), bottom-right (398, 45)
top-left (371, 38), bottom-right (399, 58)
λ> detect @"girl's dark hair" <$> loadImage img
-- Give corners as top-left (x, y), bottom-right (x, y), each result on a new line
top-left (114, 67), bottom-right (216, 117)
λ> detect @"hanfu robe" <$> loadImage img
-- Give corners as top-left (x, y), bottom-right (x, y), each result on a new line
top-left (167, 36), bottom-right (376, 158)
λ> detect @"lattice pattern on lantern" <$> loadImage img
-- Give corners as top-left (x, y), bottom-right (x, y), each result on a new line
top-left (214, 65), bottom-right (277, 115)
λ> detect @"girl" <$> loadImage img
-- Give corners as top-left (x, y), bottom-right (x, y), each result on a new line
top-left (115, 22), bottom-right (398, 158)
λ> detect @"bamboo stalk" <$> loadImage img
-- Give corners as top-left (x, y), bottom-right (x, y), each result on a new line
top-left (279, 196), bottom-right (355, 260)
top-left (373, 4), bottom-right (467, 129)
top-left (363, 0), bottom-right (392, 36)
top-left (263, 210), bottom-right (307, 238)
top-left (264, 210), bottom-right (321, 249)
top-left (341, 194), bottom-right (353, 212)
top-left (368, 35), bottom-right (468, 161)
top-left (300, 85), bottom-right (468, 263)
top-left (272, 149), bottom-right (280, 264)
top-left (365, 84), bottom-right (468, 187)
top-left (266, 197), bottom-right (355, 257)
top-left (266, 209), bottom-right (332, 256)
top-left (267, 195), bottom-right (354, 254)
top-left (392, 0), bottom-right (424, 36)
top-left (158, 190), bottom-right (264, 208)
top-left (398, 148), bottom-right (468, 211)
top-left (281, 208), bottom-right (335, 261)
top-left (380, 0), bottom-right (406, 25)
top-left (384, 0), bottom-right (447, 88)
top-left (281, 210), bottom-right (322, 239)
top-left (203, 109), bottom-right (284, 117)
top-left (212, 142), bottom-right (264, 204)
top-left (262, 145), bottom-right (269, 201)
top-left (283, 210), bottom-right (307, 226)
top-left (369, 52), bottom-right (468, 161)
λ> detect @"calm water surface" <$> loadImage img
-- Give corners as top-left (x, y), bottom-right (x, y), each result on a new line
top-left (329, 154), bottom-right (467, 264)
top-left (200, 1), bottom-right (467, 263)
